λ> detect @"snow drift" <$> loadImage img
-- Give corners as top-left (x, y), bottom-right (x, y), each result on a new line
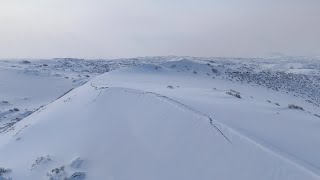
top-left (0, 61), bottom-right (319, 180)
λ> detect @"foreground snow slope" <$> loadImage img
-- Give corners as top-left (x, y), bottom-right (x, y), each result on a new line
top-left (0, 60), bottom-right (319, 179)
top-left (95, 61), bottom-right (320, 173)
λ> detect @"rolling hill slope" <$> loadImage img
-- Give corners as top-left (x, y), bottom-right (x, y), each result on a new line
top-left (0, 59), bottom-right (319, 180)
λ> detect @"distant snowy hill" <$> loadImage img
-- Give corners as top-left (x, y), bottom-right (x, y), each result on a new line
top-left (0, 57), bottom-right (319, 179)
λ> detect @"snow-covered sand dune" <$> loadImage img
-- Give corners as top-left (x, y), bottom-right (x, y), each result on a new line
top-left (0, 59), bottom-right (319, 180)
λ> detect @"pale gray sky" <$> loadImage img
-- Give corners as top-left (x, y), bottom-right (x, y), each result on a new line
top-left (0, 0), bottom-right (319, 59)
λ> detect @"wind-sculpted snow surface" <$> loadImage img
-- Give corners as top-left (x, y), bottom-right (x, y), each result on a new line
top-left (1, 56), bottom-right (319, 131)
top-left (0, 81), bottom-right (319, 179)
top-left (93, 62), bottom-right (320, 176)
top-left (0, 57), bottom-right (320, 179)
top-left (0, 58), bottom-right (167, 134)
top-left (118, 88), bottom-right (232, 143)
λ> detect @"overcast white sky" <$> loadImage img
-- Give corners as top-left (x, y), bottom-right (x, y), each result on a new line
top-left (0, 0), bottom-right (319, 59)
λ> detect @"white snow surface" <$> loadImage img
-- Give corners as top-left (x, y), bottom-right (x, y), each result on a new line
top-left (0, 57), bottom-right (320, 180)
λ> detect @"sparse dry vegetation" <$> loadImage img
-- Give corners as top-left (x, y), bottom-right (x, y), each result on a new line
top-left (288, 104), bottom-right (304, 111)
top-left (226, 90), bottom-right (241, 99)
top-left (0, 167), bottom-right (11, 176)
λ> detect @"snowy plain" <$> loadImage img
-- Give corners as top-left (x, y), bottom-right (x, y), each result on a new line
top-left (0, 57), bottom-right (319, 180)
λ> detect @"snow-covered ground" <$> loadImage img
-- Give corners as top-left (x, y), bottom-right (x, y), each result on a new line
top-left (0, 57), bottom-right (319, 180)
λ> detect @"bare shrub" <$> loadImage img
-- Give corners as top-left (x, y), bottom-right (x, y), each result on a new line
top-left (0, 167), bottom-right (11, 176)
top-left (226, 90), bottom-right (241, 99)
top-left (288, 104), bottom-right (304, 111)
